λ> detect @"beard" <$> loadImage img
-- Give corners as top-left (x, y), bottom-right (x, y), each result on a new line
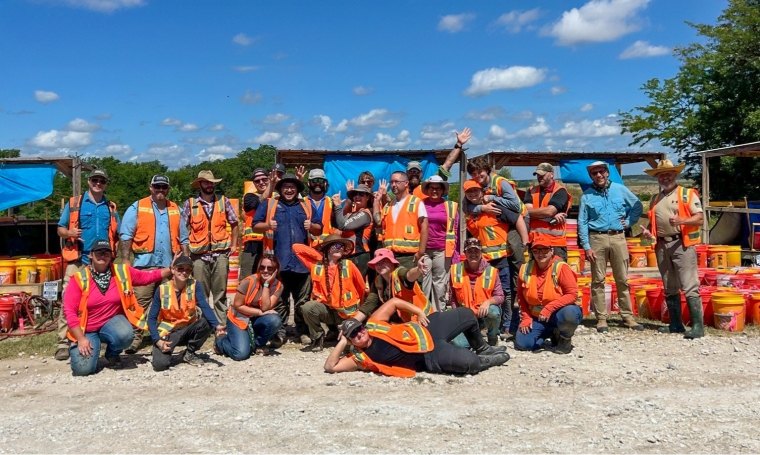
top-left (309, 184), bottom-right (325, 194)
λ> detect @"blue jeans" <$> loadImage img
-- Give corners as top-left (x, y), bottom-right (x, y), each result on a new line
top-left (514, 305), bottom-right (582, 351)
top-left (493, 262), bottom-right (512, 332)
top-left (451, 305), bottom-right (501, 348)
top-left (216, 313), bottom-right (281, 361)
top-left (69, 314), bottom-right (133, 376)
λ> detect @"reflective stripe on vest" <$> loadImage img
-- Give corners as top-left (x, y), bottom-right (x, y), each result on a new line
top-left (188, 196), bottom-right (231, 254)
top-left (155, 280), bottom-right (197, 337)
top-left (450, 263), bottom-right (497, 313)
top-left (519, 259), bottom-right (568, 317)
top-left (381, 195), bottom-right (421, 253)
top-left (242, 190), bottom-right (265, 244)
top-left (444, 200), bottom-right (458, 258)
top-left (262, 198), bottom-right (313, 255)
top-left (529, 183), bottom-right (572, 247)
top-left (61, 195), bottom-right (119, 263)
top-left (648, 186), bottom-right (702, 247)
top-left (391, 268), bottom-right (434, 322)
top-left (312, 260), bottom-right (361, 318)
top-left (132, 197), bottom-right (181, 255)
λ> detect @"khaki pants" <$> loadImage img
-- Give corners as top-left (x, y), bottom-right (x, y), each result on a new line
top-left (192, 254), bottom-right (230, 324)
top-left (57, 261), bottom-right (83, 347)
top-left (301, 300), bottom-right (342, 340)
top-left (421, 249), bottom-right (450, 312)
top-left (655, 238), bottom-right (700, 298)
top-left (589, 232), bottom-right (633, 319)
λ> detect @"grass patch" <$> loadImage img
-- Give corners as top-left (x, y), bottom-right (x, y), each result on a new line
top-left (0, 331), bottom-right (57, 360)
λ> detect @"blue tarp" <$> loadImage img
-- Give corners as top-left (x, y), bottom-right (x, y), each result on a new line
top-left (323, 153), bottom-right (438, 198)
top-left (0, 163), bottom-right (57, 211)
top-left (558, 159), bottom-right (623, 192)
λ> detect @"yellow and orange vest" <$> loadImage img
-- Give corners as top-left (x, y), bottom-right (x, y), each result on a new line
top-left (311, 260), bottom-right (365, 319)
top-left (389, 268), bottom-right (435, 322)
top-left (61, 195), bottom-right (119, 263)
top-left (132, 197), bottom-right (181, 255)
top-left (450, 262), bottom-right (498, 315)
top-left (227, 275), bottom-right (283, 330)
top-left (187, 196), bottom-right (231, 254)
top-left (519, 258), bottom-right (575, 317)
top-left (241, 189), bottom-right (265, 245)
top-left (529, 183), bottom-right (572, 247)
top-left (307, 196), bottom-right (340, 248)
top-left (647, 186), bottom-right (702, 247)
top-left (349, 319), bottom-right (434, 378)
top-left (151, 280), bottom-right (199, 337)
top-left (380, 194), bottom-right (423, 254)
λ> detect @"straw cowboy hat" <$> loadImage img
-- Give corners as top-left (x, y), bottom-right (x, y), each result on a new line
top-left (319, 234), bottom-right (354, 255)
top-left (192, 170), bottom-right (223, 189)
top-left (644, 159), bottom-right (686, 177)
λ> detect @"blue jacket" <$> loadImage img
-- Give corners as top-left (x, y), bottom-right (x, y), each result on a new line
top-left (578, 182), bottom-right (642, 250)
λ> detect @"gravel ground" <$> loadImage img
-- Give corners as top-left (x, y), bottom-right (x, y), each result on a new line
top-left (1, 321), bottom-right (759, 454)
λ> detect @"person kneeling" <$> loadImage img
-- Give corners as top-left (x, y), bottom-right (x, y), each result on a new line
top-left (147, 255), bottom-right (225, 371)
top-left (515, 234), bottom-right (582, 354)
top-left (324, 299), bottom-right (509, 377)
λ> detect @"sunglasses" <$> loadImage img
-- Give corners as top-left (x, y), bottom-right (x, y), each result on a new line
top-left (533, 247), bottom-right (553, 254)
top-left (253, 178), bottom-right (269, 184)
top-left (259, 265), bottom-right (275, 272)
top-left (349, 326), bottom-right (365, 339)
top-left (90, 178), bottom-right (107, 185)
top-left (310, 178), bottom-right (326, 184)
top-left (590, 169), bottom-right (607, 175)
top-left (152, 184), bottom-right (169, 190)
top-left (174, 267), bottom-right (193, 274)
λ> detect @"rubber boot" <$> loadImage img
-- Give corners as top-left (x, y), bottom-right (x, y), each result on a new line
top-left (684, 296), bottom-right (705, 339)
top-left (477, 352), bottom-right (510, 372)
top-left (658, 295), bottom-right (686, 333)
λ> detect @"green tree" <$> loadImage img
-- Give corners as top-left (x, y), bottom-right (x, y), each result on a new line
top-left (619, 0), bottom-right (760, 200)
top-left (0, 149), bottom-right (21, 158)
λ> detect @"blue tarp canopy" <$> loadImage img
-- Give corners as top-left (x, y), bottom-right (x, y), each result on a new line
top-left (324, 153), bottom-right (438, 199)
top-left (558, 159), bottom-right (623, 192)
top-left (0, 163), bottom-right (57, 211)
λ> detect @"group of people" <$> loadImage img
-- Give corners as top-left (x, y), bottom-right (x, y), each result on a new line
top-left (54, 127), bottom-right (706, 378)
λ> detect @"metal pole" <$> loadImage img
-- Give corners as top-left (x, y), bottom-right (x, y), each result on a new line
top-left (701, 153), bottom-right (710, 244)
top-left (458, 149), bottom-right (468, 255)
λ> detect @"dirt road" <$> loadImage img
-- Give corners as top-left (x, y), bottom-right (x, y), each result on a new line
top-left (1, 324), bottom-right (759, 453)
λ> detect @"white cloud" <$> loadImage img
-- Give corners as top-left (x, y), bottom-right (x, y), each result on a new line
top-left (551, 86), bottom-right (567, 95)
top-left (512, 117), bottom-right (550, 138)
top-left (34, 90), bottom-right (59, 104)
top-left (488, 125), bottom-right (508, 140)
top-left (619, 40), bottom-right (670, 59)
top-left (438, 13), bottom-right (475, 33)
top-left (374, 130), bottom-right (411, 149)
top-left (62, 0), bottom-right (145, 13)
top-left (341, 135), bottom-right (364, 147)
top-left (178, 123), bottom-right (199, 132)
top-left (279, 133), bottom-right (307, 149)
top-left (255, 132), bottom-right (283, 143)
top-left (161, 117), bottom-right (182, 126)
top-left (494, 9), bottom-right (540, 33)
top-left (205, 145), bottom-right (234, 155)
top-left (349, 109), bottom-right (399, 128)
top-left (465, 106), bottom-right (507, 121)
top-left (241, 90), bottom-right (262, 105)
top-left (209, 124), bottom-right (225, 131)
top-left (334, 119), bottom-right (349, 132)
top-left (558, 118), bottom-right (621, 137)
top-left (232, 33), bottom-right (256, 46)
top-left (67, 118), bottom-right (99, 132)
top-left (353, 86), bottom-right (373, 96)
top-left (544, 0), bottom-right (649, 46)
top-left (30, 130), bottom-right (92, 149)
top-left (417, 122), bottom-right (456, 147)
top-left (316, 115), bottom-right (332, 132)
top-left (232, 65), bottom-right (260, 73)
top-left (263, 113), bottom-right (289, 124)
top-left (104, 144), bottom-right (132, 156)
top-left (465, 66), bottom-right (547, 96)
top-left (580, 103), bottom-right (594, 112)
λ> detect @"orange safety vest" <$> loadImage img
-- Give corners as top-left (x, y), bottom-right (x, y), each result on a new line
top-left (648, 186), bottom-right (702, 247)
top-left (390, 268), bottom-right (434, 322)
top-left (311, 260), bottom-right (364, 319)
top-left (241, 190), bottom-right (265, 244)
top-left (381, 194), bottom-right (422, 254)
top-left (442, 200), bottom-right (458, 258)
top-left (132, 197), bottom-right (181, 255)
top-left (66, 264), bottom-right (142, 341)
top-left (466, 212), bottom-right (511, 261)
top-left (187, 196), bottom-right (231, 254)
top-left (450, 262), bottom-right (498, 314)
top-left (262, 198), bottom-right (313, 255)
top-left (519, 258), bottom-right (576, 317)
top-left (227, 275), bottom-right (283, 330)
top-left (307, 196), bottom-right (340, 248)
top-left (412, 185), bottom-right (426, 200)
top-left (152, 280), bottom-right (198, 337)
top-left (349, 319), bottom-right (434, 378)
top-left (529, 183), bottom-right (573, 247)
top-left (61, 195), bottom-right (119, 263)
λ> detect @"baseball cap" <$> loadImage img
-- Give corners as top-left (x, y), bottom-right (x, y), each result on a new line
top-left (464, 238), bottom-right (482, 251)
top-left (341, 318), bottom-right (364, 339)
top-left (273, 163), bottom-right (286, 174)
top-left (462, 179), bottom-right (482, 192)
top-left (90, 238), bottom-right (111, 252)
top-left (533, 163), bottom-right (554, 176)
top-left (150, 174), bottom-right (170, 186)
top-left (406, 161), bottom-right (422, 172)
top-left (308, 169), bottom-right (326, 180)
top-left (252, 168), bottom-right (268, 179)
top-left (89, 169), bottom-right (109, 182)
top-left (172, 255), bottom-right (193, 268)
top-left (587, 161), bottom-right (609, 172)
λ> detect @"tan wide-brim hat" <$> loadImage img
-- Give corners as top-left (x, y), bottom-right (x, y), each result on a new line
top-left (319, 234), bottom-right (355, 255)
top-left (191, 170), bottom-right (223, 189)
top-left (644, 159), bottom-right (686, 177)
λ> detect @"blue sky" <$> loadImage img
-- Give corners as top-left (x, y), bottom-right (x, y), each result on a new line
top-left (0, 0), bottom-right (726, 177)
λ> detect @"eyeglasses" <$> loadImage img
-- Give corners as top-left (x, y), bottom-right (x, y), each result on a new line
top-left (533, 247), bottom-right (553, 255)
top-left (174, 267), bottom-right (193, 274)
top-left (259, 265), bottom-right (275, 272)
top-left (253, 178), bottom-right (269, 184)
top-left (590, 169), bottom-right (607, 176)
top-left (90, 178), bottom-right (107, 185)
top-left (427, 185), bottom-right (443, 191)
top-left (152, 184), bottom-right (169, 190)
top-left (310, 178), bottom-right (326, 184)
top-left (390, 180), bottom-right (407, 185)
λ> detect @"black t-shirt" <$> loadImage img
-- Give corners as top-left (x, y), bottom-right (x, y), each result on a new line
top-left (364, 337), bottom-right (426, 371)
top-left (524, 186), bottom-right (570, 212)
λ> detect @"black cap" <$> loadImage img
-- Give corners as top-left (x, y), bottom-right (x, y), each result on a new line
top-left (172, 255), bottom-right (193, 268)
top-left (273, 163), bottom-right (286, 174)
top-left (150, 174), bottom-right (170, 186)
top-left (89, 169), bottom-right (109, 182)
top-left (91, 239), bottom-right (111, 252)
top-left (341, 318), bottom-right (363, 339)
top-left (252, 168), bottom-right (268, 179)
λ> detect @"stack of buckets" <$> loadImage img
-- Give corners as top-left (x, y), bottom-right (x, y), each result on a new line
top-left (627, 238), bottom-right (657, 268)
top-left (0, 255), bottom-right (63, 285)
top-left (227, 252), bottom-right (240, 304)
top-left (565, 219), bottom-right (586, 274)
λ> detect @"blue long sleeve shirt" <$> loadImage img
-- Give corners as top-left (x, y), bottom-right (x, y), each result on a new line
top-left (578, 182), bottom-right (642, 250)
top-left (119, 199), bottom-right (189, 268)
top-left (147, 280), bottom-right (219, 342)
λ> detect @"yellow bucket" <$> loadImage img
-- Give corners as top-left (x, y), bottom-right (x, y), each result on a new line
top-left (708, 245), bottom-right (729, 268)
top-left (0, 259), bottom-right (15, 285)
top-left (711, 291), bottom-right (746, 332)
top-left (726, 246), bottom-right (741, 267)
top-left (567, 249), bottom-right (582, 274)
top-left (15, 258), bottom-right (38, 284)
top-left (36, 259), bottom-right (56, 283)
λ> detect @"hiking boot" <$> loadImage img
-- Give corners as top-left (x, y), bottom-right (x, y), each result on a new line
top-left (54, 347), bottom-right (70, 361)
top-left (183, 350), bottom-right (205, 367)
top-left (658, 295), bottom-right (686, 334)
top-left (478, 352), bottom-right (510, 371)
top-left (596, 319), bottom-right (609, 333)
top-left (125, 334), bottom-right (143, 354)
top-left (476, 343), bottom-right (508, 355)
top-left (487, 335), bottom-right (499, 346)
top-left (269, 334), bottom-right (284, 349)
top-left (684, 296), bottom-right (705, 339)
top-left (105, 355), bottom-right (123, 369)
top-left (309, 334), bottom-right (324, 352)
top-left (299, 334), bottom-right (312, 345)
top-left (552, 335), bottom-right (573, 354)
top-left (622, 316), bottom-right (644, 331)
top-left (324, 329), bottom-right (340, 342)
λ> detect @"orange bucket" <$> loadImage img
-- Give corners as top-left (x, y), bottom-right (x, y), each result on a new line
top-left (748, 293), bottom-right (760, 325)
top-left (629, 246), bottom-right (647, 268)
top-left (646, 246), bottom-right (657, 267)
top-left (0, 260), bottom-right (15, 285)
top-left (695, 244), bottom-right (708, 269)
